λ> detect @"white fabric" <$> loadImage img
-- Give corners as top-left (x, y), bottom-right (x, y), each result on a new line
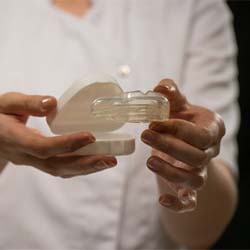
top-left (0, 0), bottom-right (239, 249)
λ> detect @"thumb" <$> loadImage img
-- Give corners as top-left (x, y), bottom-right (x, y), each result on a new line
top-left (0, 92), bottom-right (57, 117)
top-left (154, 79), bottom-right (189, 114)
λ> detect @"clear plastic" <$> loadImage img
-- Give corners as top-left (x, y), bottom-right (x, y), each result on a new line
top-left (176, 186), bottom-right (197, 213)
top-left (91, 90), bottom-right (197, 213)
top-left (91, 90), bottom-right (170, 123)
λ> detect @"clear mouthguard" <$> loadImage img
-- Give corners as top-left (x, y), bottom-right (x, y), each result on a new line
top-left (91, 91), bottom-right (170, 123)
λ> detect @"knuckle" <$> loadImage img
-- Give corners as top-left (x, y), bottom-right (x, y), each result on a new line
top-left (169, 120), bottom-right (178, 136)
top-left (157, 136), bottom-right (171, 153)
top-left (25, 95), bottom-right (40, 112)
top-left (215, 146), bottom-right (220, 157)
top-left (23, 97), bottom-right (31, 111)
top-left (212, 113), bottom-right (226, 141)
top-left (218, 116), bottom-right (226, 138)
top-left (35, 148), bottom-right (50, 159)
top-left (33, 137), bottom-right (55, 159)
top-left (153, 134), bottom-right (161, 145)
top-left (201, 127), bottom-right (214, 148)
top-left (0, 92), bottom-right (17, 111)
top-left (212, 145), bottom-right (220, 158)
top-left (169, 169), bottom-right (183, 183)
top-left (197, 152), bottom-right (209, 167)
top-left (171, 120), bottom-right (182, 137)
top-left (64, 140), bottom-right (79, 153)
top-left (32, 142), bottom-right (51, 159)
top-left (49, 136), bottom-right (74, 154)
top-left (45, 163), bottom-right (61, 177)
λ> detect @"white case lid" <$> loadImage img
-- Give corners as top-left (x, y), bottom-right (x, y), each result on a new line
top-left (47, 73), bottom-right (125, 134)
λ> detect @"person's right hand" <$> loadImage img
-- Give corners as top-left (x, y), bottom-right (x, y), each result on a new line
top-left (0, 92), bottom-right (117, 178)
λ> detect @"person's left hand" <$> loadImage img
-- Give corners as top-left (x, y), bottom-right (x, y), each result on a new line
top-left (141, 79), bottom-right (225, 212)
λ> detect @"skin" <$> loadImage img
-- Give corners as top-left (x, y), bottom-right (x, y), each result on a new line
top-left (0, 1), bottom-right (238, 248)
top-left (141, 79), bottom-right (238, 248)
top-left (53, 0), bottom-right (92, 17)
top-left (0, 93), bottom-right (117, 177)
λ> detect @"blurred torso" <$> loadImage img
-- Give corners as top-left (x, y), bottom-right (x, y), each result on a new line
top-left (0, 0), bottom-right (192, 249)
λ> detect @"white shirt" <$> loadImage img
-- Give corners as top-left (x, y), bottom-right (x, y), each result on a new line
top-left (0, 0), bottom-right (239, 249)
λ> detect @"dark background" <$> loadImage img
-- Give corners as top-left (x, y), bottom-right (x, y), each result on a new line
top-left (213, 1), bottom-right (250, 249)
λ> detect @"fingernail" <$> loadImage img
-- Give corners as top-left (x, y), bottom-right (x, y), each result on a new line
top-left (147, 158), bottom-right (161, 172)
top-left (104, 158), bottom-right (117, 167)
top-left (74, 136), bottom-right (95, 148)
top-left (149, 123), bottom-right (161, 131)
top-left (86, 135), bottom-right (96, 143)
top-left (158, 84), bottom-right (176, 93)
top-left (95, 161), bottom-right (109, 169)
top-left (95, 158), bottom-right (117, 169)
top-left (159, 196), bottom-right (174, 207)
top-left (141, 130), bottom-right (156, 144)
top-left (41, 97), bottom-right (54, 112)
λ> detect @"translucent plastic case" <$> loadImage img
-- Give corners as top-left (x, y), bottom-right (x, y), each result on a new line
top-left (91, 90), bottom-right (170, 123)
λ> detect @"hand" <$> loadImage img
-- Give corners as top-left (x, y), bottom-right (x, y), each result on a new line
top-left (0, 92), bottom-right (117, 178)
top-left (141, 79), bottom-right (225, 212)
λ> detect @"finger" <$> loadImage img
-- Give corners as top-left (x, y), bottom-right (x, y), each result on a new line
top-left (214, 112), bottom-right (226, 141)
top-left (27, 154), bottom-right (117, 177)
top-left (147, 156), bottom-right (205, 189)
top-left (154, 79), bottom-right (189, 114)
top-left (141, 129), bottom-right (208, 168)
top-left (25, 132), bottom-right (96, 159)
top-left (7, 124), bottom-right (96, 158)
top-left (0, 92), bottom-right (57, 116)
top-left (159, 194), bottom-right (196, 213)
top-left (205, 144), bottom-right (220, 159)
top-left (149, 119), bottom-right (216, 150)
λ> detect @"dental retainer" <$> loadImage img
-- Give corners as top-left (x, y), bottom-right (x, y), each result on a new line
top-left (47, 73), bottom-right (170, 156)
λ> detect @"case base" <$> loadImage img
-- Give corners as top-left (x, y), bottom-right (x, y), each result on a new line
top-left (72, 133), bottom-right (135, 156)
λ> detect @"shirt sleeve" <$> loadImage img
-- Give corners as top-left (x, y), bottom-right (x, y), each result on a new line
top-left (180, 0), bottom-right (240, 177)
